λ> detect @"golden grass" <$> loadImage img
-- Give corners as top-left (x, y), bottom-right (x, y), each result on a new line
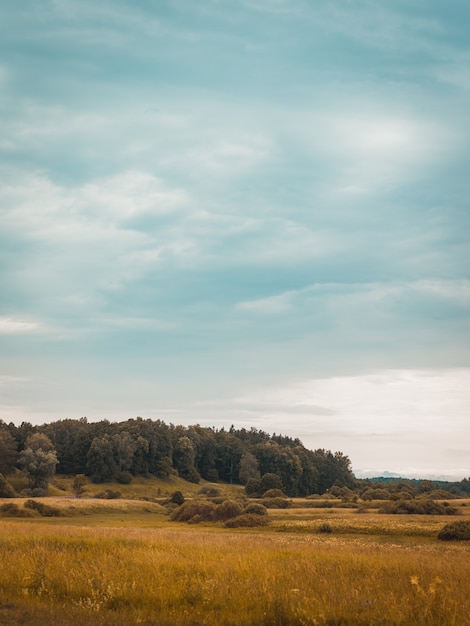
top-left (1, 506), bottom-right (469, 626)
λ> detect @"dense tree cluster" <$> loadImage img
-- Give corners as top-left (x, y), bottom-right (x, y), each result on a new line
top-left (2, 418), bottom-right (470, 498)
top-left (1, 417), bottom-right (356, 495)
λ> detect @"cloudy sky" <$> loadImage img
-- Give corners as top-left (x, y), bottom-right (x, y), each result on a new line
top-left (1, 0), bottom-right (469, 479)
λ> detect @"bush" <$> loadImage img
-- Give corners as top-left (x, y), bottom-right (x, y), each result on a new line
top-left (317, 522), bottom-right (333, 534)
top-left (214, 499), bottom-right (243, 521)
top-left (379, 499), bottom-right (458, 515)
top-left (170, 490), bottom-right (185, 505)
top-left (170, 501), bottom-right (216, 523)
top-left (0, 502), bottom-right (21, 517)
top-left (261, 497), bottom-right (292, 509)
top-left (94, 489), bottom-right (121, 499)
top-left (245, 478), bottom-right (262, 496)
top-left (243, 503), bottom-right (267, 516)
top-left (438, 520), bottom-right (470, 541)
top-left (198, 486), bottom-right (220, 497)
top-left (24, 499), bottom-right (61, 517)
top-left (115, 471), bottom-right (133, 484)
top-left (260, 473), bottom-right (283, 492)
top-left (225, 514), bottom-right (269, 528)
top-left (263, 488), bottom-right (285, 498)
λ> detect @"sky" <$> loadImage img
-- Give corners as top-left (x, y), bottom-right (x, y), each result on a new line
top-left (1, 0), bottom-right (469, 480)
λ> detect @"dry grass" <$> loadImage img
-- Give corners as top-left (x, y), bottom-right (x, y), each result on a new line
top-left (1, 503), bottom-right (469, 625)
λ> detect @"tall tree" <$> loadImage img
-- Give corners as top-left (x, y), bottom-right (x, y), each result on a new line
top-left (18, 433), bottom-right (58, 495)
top-left (0, 427), bottom-right (18, 475)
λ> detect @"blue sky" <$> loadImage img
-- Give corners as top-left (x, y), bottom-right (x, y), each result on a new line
top-left (1, 0), bottom-right (469, 479)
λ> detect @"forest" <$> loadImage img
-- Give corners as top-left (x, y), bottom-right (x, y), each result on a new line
top-left (0, 417), bottom-right (355, 496)
top-left (2, 417), bottom-right (470, 500)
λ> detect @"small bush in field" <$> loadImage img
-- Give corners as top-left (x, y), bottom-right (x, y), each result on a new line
top-left (94, 489), bottom-right (121, 499)
top-left (261, 497), bottom-right (291, 509)
top-left (380, 499), bottom-right (458, 515)
top-left (0, 503), bottom-right (34, 517)
top-left (225, 514), bottom-right (269, 528)
top-left (318, 522), bottom-right (333, 534)
top-left (438, 520), bottom-right (470, 541)
top-left (214, 499), bottom-right (243, 521)
top-left (24, 499), bottom-right (61, 517)
top-left (243, 503), bottom-right (267, 516)
top-left (170, 490), bottom-right (185, 505)
top-left (115, 471), bottom-right (133, 484)
top-left (263, 488), bottom-right (285, 498)
top-left (170, 500), bottom-right (216, 523)
top-left (198, 486), bottom-right (220, 497)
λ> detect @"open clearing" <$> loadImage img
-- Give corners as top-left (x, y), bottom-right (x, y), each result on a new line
top-left (1, 495), bottom-right (469, 625)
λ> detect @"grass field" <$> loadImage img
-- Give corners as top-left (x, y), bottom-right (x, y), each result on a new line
top-left (0, 489), bottom-right (469, 625)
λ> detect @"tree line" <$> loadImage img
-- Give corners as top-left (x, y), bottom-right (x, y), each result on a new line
top-left (0, 417), bottom-right (355, 496)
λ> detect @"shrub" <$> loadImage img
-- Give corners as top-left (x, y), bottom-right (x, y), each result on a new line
top-left (170, 501), bottom-right (216, 523)
top-left (198, 486), bottom-right (220, 497)
top-left (0, 502), bottom-right (21, 516)
top-left (214, 499), bottom-right (243, 521)
top-left (260, 473), bottom-right (283, 492)
top-left (115, 471), bottom-right (133, 484)
top-left (94, 489), bottom-right (121, 499)
top-left (243, 503), bottom-right (267, 516)
top-left (318, 522), bottom-right (333, 534)
top-left (263, 488), bottom-right (285, 498)
top-left (438, 520), bottom-right (470, 541)
top-left (170, 490), bottom-right (185, 505)
top-left (245, 477), bottom-right (262, 496)
top-left (379, 499), bottom-right (458, 515)
top-left (24, 499), bottom-right (61, 517)
top-left (225, 514), bottom-right (269, 528)
top-left (261, 497), bottom-right (292, 509)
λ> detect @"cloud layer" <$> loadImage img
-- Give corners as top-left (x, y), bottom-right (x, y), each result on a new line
top-left (1, 0), bottom-right (469, 477)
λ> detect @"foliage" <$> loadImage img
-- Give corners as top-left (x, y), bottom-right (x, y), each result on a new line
top-left (0, 472), bottom-right (17, 497)
top-left (214, 499), bottom-right (243, 521)
top-left (225, 514), bottom-right (269, 528)
top-left (437, 520), bottom-right (470, 541)
top-left (170, 490), bottom-right (185, 505)
top-left (245, 477), bottom-right (262, 496)
top-left (0, 503), bottom-right (34, 517)
top-left (263, 488), bottom-right (285, 498)
top-left (238, 451), bottom-right (260, 484)
top-left (18, 434), bottom-right (58, 494)
top-left (5, 418), bottom-right (358, 497)
top-left (317, 522), bottom-right (333, 534)
top-left (71, 474), bottom-right (87, 498)
top-left (379, 499), bottom-right (459, 515)
top-left (261, 497), bottom-right (292, 508)
top-left (24, 499), bottom-right (61, 517)
top-left (260, 473), bottom-right (283, 492)
top-left (170, 500), bottom-right (216, 523)
top-left (93, 489), bottom-right (121, 499)
top-left (243, 503), bottom-right (267, 516)
top-left (0, 426), bottom-right (18, 474)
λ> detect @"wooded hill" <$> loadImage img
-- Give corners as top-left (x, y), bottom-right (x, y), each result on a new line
top-left (0, 418), bottom-right (354, 496)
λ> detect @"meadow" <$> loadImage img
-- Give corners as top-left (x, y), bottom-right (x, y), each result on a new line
top-left (0, 484), bottom-right (469, 625)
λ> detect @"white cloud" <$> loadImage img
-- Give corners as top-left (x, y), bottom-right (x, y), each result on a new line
top-left (0, 317), bottom-right (40, 334)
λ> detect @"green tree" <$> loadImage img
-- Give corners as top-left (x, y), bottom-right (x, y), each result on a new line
top-left (238, 451), bottom-right (260, 485)
top-left (18, 433), bottom-right (58, 495)
top-left (86, 435), bottom-right (116, 483)
top-left (0, 427), bottom-right (18, 475)
top-left (72, 474), bottom-right (87, 498)
top-left (173, 436), bottom-right (200, 483)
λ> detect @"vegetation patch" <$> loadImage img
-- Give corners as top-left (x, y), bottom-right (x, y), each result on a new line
top-left (437, 520), bottom-right (470, 541)
top-left (379, 499), bottom-right (459, 515)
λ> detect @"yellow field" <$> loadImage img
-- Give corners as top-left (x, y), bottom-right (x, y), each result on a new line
top-left (0, 498), bottom-right (469, 625)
